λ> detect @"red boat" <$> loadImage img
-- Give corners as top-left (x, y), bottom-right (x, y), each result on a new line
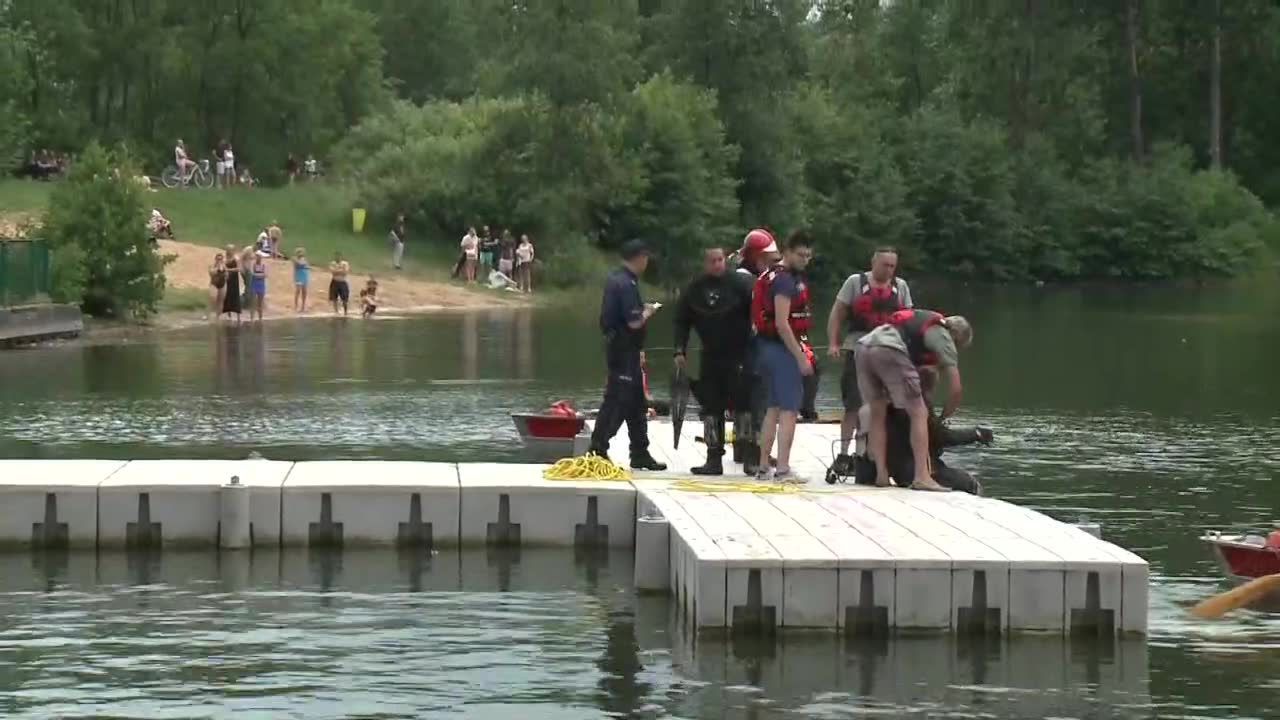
top-left (1201, 531), bottom-right (1280, 580)
top-left (511, 401), bottom-right (588, 460)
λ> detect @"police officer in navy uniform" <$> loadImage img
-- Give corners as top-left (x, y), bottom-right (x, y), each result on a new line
top-left (588, 240), bottom-right (668, 471)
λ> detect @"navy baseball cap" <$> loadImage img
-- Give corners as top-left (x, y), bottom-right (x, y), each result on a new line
top-left (620, 239), bottom-right (651, 260)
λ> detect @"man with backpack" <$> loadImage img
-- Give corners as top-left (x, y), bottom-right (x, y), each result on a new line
top-left (826, 247), bottom-right (913, 473)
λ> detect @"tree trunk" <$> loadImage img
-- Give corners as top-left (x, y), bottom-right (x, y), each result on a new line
top-left (1126, 0), bottom-right (1145, 161)
top-left (1209, 0), bottom-right (1223, 169)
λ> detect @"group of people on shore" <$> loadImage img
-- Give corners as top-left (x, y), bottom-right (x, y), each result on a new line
top-left (589, 230), bottom-right (981, 491)
top-left (208, 222), bottom-right (379, 322)
top-left (456, 226), bottom-right (536, 292)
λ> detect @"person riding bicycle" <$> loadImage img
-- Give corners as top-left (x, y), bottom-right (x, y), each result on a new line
top-left (174, 139), bottom-right (196, 181)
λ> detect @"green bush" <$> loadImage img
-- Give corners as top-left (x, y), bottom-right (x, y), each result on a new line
top-left (41, 143), bottom-right (171, 317)
top-left (537, 234), bottom-right (615, 290)
top-left (790, 84), bottom-right (916, 278)
top-left (1072, 145), bottom-right (1271, 279)
top-left (895, 106), bottom-right (1022, 278)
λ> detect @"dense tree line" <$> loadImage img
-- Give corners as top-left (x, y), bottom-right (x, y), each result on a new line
top-left (4, 0), bottom-right (1279, 282)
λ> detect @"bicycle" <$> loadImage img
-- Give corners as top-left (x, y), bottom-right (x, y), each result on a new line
top-left (161, 159), bottom-right (214, 189)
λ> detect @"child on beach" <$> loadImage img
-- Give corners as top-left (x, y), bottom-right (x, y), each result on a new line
top-left (360, 277), bottom-right (379, 318)
top-left (293, 247), bottom-right (310, 312)
top-left (250, 253), bottom-right (268, 321)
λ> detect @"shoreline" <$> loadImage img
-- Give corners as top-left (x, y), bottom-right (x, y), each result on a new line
top-left (69, 298), bottom-right (531, 345)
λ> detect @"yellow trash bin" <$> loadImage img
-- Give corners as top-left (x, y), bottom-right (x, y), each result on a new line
top-left (351, 208), bottom-right (367, 233)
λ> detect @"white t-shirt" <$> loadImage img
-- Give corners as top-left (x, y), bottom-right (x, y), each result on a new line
top-left (174, 146), bottom-right (187, 165)
top-left (516, 243), bottom-right (534, 264)
top-left (461, 235), bottom-right (479, 258)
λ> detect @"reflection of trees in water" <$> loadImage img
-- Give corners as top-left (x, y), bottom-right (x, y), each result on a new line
top-left (516, 308), bottom-right (534, 379)
top-left (596, 606), bottom-right (651, 718)
top-left (462, 313), bottom-right (478, 380)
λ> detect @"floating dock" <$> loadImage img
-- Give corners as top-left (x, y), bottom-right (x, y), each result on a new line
top-left (0, 424), bottom-right (1148, 635)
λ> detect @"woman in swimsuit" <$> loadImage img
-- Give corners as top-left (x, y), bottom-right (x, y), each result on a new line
top-left (293, 247), bottom-right (310, 313)
top-left (209, 252), bottom-right (227, 320)
top-left (251, 254), bottom-right (268, 321)
top-left (222, 244), bottom-right (242, 321)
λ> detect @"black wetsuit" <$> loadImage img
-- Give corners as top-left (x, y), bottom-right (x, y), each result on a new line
top-left (733, 265), bottom-right (766, 471)
top-left (674, 271), bottom-right (752, 467)
top-left (854, 408), bottom-right (987, 495)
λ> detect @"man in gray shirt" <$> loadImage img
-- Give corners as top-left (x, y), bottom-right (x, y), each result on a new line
top-left (825, 248), bottom-right (912, 469)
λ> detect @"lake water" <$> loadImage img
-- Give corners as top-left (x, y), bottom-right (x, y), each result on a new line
top-left (1, 280), bottom-right (1279, 718)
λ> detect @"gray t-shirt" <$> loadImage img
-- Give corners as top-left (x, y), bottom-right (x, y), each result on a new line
top-left (835, 272), bottom-right (913, 350)
top-left (857, 323), bottom-right (959, 368)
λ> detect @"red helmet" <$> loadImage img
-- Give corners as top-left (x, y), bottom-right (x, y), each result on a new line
top-left (741, 228), bottom-right (778, 258)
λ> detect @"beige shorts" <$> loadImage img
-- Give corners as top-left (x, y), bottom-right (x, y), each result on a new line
top-left (855, 345), bottom-right (922, 409)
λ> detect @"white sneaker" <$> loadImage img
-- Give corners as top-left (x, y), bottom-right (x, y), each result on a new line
top-left (754, 467), bottom-right (774, 482)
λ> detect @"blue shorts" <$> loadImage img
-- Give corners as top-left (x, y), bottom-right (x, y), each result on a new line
top-left (756, 339), bottom-right (803, 412)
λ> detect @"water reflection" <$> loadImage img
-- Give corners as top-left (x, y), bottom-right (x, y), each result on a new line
top-left (0, 549), bottom-right (1161, 720)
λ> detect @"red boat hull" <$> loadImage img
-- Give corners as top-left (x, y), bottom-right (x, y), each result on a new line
top-left (511, 413), bottom-right (586, 440)
top-left (1202, 532), bottom-right (1280, 579)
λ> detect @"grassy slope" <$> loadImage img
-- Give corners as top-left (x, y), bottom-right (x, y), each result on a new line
top-left (0, 179), bottom-right (632, 305)
top-left (0, 180), bottom-right (458, 279)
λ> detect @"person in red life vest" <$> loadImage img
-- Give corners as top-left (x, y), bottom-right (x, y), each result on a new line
top-left (855, 308), bottom-right (972, 491)
top-left (826, 247), bottom-right (913, 470)
top-left (750, 230), bottom-right (815, 484)
top-left (729, 228), bottom-right (780, 475)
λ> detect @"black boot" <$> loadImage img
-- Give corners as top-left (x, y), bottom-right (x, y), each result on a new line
top-left (692, 417), bottom-right (724, 476)
top-left (631, 451), bottom-right (667, 472)
top-left (732, 441), bottom-right (744, 464)
top-left (692, 450), bottom-right (723, 475)
top-left (742, 442), bottom-right (760, 476)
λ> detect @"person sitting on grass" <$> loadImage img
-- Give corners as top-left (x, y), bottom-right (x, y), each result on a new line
top-left (360, 277), bottom-right (379, 318)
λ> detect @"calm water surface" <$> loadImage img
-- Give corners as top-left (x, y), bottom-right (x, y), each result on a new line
top-left (1, 281), bottom-right (1279, 718)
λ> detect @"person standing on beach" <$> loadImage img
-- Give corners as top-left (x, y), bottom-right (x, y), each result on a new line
top-left (460, 227), bottom-right (480, 283)
top-left (391, 214), bottom-right (407, 270)
top-left (293, 247), bottom-right (310, 312)
top-left (250, 252), bottom-right (268, 321)
top-left (480, 226), bottom-right (498, 275)
top-left (239, 245), bottom-right (256, 307)
top-left (498, 229), bottom-right (516, 280)
top-left (329, 252), bottom-right (351, 315)
top-left (222, 244), bottom-right (242, 321)
top-left (515, 234), bottom-right (535, 293)
top-left (209, 252), bottom-right (228, 319)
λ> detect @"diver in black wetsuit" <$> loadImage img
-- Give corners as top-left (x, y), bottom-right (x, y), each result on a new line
top-left (674, 247), bottom-right (753, 475)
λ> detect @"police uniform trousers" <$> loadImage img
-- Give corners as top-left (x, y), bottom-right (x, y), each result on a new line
top-left (589, 348), bottom-right (649, 457)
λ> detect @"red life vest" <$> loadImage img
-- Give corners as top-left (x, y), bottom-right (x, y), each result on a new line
top-left (848, 273), bottom-right (906, 332)
top-left (751, 266), bottom-right (811, 339)
top-left (887, 309), bottom-right (946, 367)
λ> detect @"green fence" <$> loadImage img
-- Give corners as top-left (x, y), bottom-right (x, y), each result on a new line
top-left (0, 239), bottom-right (52, 307)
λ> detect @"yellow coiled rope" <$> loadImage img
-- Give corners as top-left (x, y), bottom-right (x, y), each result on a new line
top-left (543, 455), bottom-right (632, 481)
top-left (670, 479), bottom-right (799, 495)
